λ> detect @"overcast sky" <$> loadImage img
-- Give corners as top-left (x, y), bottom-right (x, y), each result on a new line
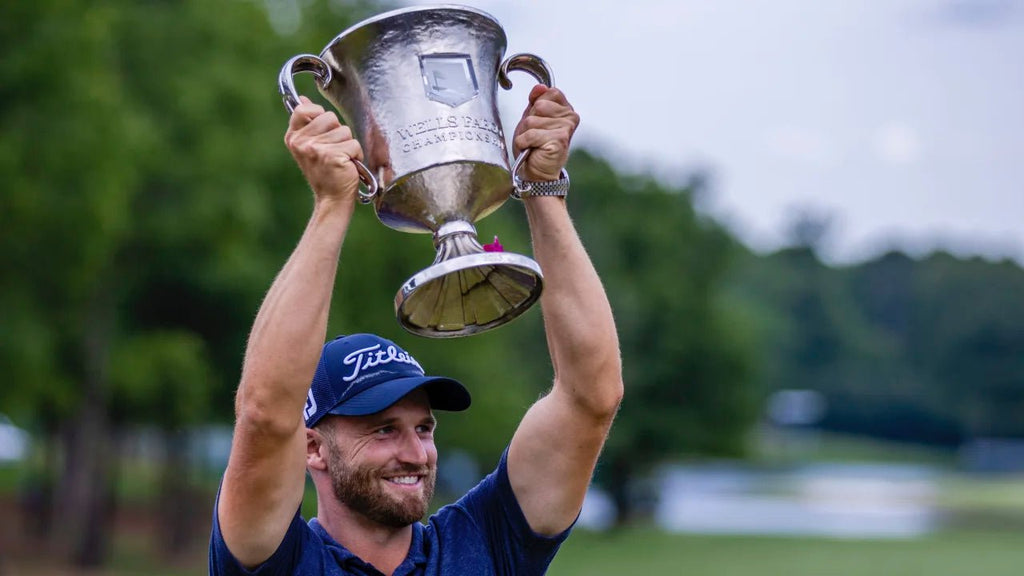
top-left (393, 0), bottom-right (1023, 263)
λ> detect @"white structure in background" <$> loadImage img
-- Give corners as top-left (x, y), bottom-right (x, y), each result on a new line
top-left (577, 487), bottom-right (617, 531)
top-left (0, 414), bottom-right (29, 463)
top-left (655, 462), bottom-right (940, 538)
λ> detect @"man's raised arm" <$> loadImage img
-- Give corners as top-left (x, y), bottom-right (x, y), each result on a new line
top-left (506, 86), bottom-right (624, 536)
top-left (216, 97), bottom-right (363, 568)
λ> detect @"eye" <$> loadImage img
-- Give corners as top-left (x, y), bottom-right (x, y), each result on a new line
top-left (416, 423), bottom-right (435, 435)
top-left (375, 426), bottom-right (395, 437)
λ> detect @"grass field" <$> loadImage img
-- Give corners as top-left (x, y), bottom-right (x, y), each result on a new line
top-left (9, 526), bottom-right (1022, 575)
top-left (549, 528), bottom-right (1024, 576)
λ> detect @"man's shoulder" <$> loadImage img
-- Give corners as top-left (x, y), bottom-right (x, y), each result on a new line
top-left (210, 508), bottom-right (353, 575)
top-left (418, 450), bottom-right (570, 575)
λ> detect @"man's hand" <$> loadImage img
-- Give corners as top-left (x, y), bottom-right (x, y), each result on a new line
top-left (284, 96), bottom-right (365, 207)
top-left (512, 86), bottom-right (580, 182)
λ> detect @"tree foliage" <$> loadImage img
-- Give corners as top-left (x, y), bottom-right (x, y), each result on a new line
top-left (734, 246), bottom-right (1024, 447)
top-left (0, 0), bottom-right (378, 565)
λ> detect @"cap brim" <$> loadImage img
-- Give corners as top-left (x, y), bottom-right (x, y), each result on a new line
top-left (326, 376), bottom-right (471, 417)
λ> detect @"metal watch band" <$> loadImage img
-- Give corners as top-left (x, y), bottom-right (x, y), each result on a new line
top-left (512, 169), bottom-right (570, 200)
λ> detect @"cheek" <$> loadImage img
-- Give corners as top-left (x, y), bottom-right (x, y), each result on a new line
top-left (345, 436), bottom-right (377, 459)
top-left (354, 442), bottom-right (391, 465)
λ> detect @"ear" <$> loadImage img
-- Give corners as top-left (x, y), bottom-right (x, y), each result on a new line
top-left (306, 428), bottom-right (329, 471)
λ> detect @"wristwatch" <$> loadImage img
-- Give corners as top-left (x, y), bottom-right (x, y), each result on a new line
top-left (512, 169), bottom-right (570, 200)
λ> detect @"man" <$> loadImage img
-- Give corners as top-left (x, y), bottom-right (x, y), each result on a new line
top-left (209, 84), bottom-right (623, 575)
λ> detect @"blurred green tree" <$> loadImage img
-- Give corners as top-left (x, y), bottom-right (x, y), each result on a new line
top-left (735, 242), bottom-right (1024, 449)
top-left (0, 0), bottom-right (377, 565)
top-left (565, 151), bottom-right (759, 525)
top-left (852, 252), bottom-right (1024, 441)
top-left (1, 0), bottom-right (152, 564)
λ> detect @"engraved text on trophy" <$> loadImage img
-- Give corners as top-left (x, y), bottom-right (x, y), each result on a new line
top-left (395, 115), bottom-right (504, 153)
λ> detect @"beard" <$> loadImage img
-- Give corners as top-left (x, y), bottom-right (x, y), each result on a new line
top-left (326, 445), bottom-right (436, 528)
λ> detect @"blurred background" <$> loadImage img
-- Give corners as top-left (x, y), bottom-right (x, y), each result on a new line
top-left (1, 0), bottom-right (1022, 574)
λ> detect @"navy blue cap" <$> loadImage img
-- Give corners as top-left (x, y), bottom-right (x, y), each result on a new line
top-left (303, 334), bottom-right (470, 427)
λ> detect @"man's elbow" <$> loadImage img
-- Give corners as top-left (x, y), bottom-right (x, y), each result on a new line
top-left (568, 370), bottom-right (623, 423)
top-left (234, 384), bottom-right (304, 441)
top-left (593, 377), bottom-right (624, 421)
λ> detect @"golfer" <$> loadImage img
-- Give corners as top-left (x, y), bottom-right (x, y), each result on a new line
top-left (209, 85), bottom-right (622, 575)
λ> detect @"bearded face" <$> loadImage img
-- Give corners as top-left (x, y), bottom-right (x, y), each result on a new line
top-left (325, 436), bottom-right (436, 527)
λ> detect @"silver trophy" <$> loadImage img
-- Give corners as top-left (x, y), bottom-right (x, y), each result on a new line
top-left (279, 5), bottom-right (559, 338)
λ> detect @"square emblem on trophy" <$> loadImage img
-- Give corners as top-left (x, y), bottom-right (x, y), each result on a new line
top-left (420, 54), bottom-right (479, 107)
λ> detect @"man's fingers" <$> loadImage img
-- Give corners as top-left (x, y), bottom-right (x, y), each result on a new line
top-left (530, 97), bottom-right (577, 119)
top-left (520, 86), bottom-right (544, 121)
top-left (316, 124), bottom-right (355, 144)
top-left (288, 126), bottom-right (363, 162)
top-left (517, 105), bottom-right (576, 135)
top-left (527, 84), bottom-right (550, 104)
top-left (513, 86), bottom-right (577, 165)
top-left (286, 110), bottom-right (343, 150)
top-left (518, 87), bottom-right (577, 135)
top-left (516, 114), bottom-right (577, 136)
top-left (532, 86), bottom-right (570, 106)
top-left (514, 126), bottom-right (571, 157)
top-left (520, 85), bottom-right (560, 118)
top-left (288, 96), bottom-right (328, 130)
top-left (301, 110), bottom-right (343, 134)
top-left (333, 138), bottom-right (365, 165)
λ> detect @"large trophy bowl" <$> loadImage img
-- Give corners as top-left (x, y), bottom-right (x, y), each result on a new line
top-left (279, 5), bottom-right (555, 338)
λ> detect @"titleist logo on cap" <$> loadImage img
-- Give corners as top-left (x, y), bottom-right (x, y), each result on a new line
top-left (342, 344), bottom-right (424, 383)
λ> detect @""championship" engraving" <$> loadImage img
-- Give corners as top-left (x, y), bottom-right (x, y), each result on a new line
top-left (395, 115), bottom-right (504, 153)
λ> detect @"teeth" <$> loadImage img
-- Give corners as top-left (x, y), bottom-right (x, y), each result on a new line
top-left (389, 476), bottom-right (419, 485)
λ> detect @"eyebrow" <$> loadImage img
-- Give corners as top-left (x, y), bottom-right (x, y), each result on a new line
top-left (362, 413), bottom-right (437, 429)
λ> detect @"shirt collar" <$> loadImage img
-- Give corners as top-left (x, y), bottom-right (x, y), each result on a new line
top-left (309, 517), bottom-right (427, 574)
top-left (391, 522), bottom-right (427, 575)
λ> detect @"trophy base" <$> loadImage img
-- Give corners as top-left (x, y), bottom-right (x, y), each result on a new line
top-left (394, 222), bottom-right (543, 338)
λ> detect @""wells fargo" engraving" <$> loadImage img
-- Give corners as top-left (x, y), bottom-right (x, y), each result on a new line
top-left (395, 115), bottom-right (504, 153)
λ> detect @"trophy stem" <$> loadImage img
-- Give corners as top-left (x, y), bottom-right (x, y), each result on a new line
top-left (395, 221), bottom-right (543, 338)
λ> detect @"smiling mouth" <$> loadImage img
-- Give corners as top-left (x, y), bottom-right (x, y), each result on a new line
top-left (386, 475), bottom-right (422, 486)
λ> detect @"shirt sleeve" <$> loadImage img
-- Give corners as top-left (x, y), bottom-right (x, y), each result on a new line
top-left (208, 485), bottom-right (308, 576)
top-left (452, 448), bottom-right (576, 575)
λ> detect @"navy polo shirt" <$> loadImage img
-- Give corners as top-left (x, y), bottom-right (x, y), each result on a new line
top-left (209, 450), bottom-right (574, 575)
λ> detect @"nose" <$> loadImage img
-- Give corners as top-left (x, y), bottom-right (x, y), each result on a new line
top-left (395, 428), bottom-right (429, 466)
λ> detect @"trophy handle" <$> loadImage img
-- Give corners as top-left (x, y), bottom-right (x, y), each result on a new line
top-left (498, 53), bottom-right (554, 89)
top-left (497, 54), bottom-right (562, 196)
top-left (278, 54), bottom-right (380, 203)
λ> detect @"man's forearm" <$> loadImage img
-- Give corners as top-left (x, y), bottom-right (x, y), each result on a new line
top-left (236, 199), bottom-right (354, 435)
top-left (525, 196), bottom-right (622, 414)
